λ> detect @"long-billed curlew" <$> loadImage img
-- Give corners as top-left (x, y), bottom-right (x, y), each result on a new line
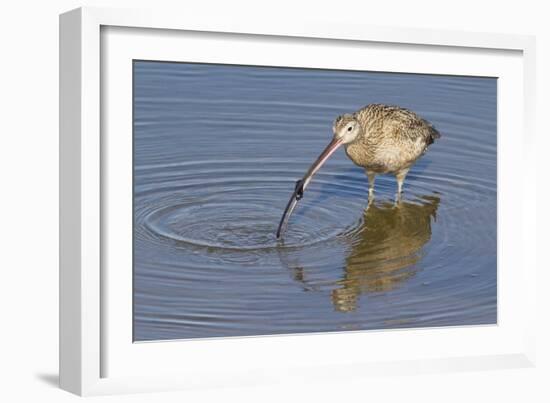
top-left (276, 104), bottom-right (440, 238)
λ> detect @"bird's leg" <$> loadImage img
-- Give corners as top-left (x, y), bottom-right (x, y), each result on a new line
top-left (366, 170), bottom-right (376, 202)
top-left (395, 168), bottom-right (409, 203)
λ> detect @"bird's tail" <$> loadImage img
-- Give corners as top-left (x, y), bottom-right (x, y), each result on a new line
top-left (427, 125), bottom-right (441, 145)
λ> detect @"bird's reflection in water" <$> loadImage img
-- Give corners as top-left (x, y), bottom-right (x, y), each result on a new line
top-left (285, 195), bottom-right (440, 313)
top-left (333, 195), bottom-right (440, 312)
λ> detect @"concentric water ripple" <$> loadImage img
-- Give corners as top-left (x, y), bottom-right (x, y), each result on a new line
top-left (135, 160), bottom-right (370, 251)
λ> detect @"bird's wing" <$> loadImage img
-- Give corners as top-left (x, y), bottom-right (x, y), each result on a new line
top-left (384, 107), bottom-right (440, 144)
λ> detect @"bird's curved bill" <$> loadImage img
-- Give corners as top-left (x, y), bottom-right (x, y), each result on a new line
top-left (276, 137), bottom-right (343, 239)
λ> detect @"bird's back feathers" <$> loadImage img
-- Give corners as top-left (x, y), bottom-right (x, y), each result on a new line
top-left (345, 104), bottom-right (440, 173)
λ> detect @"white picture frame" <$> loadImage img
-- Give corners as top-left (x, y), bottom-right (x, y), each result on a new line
top-left (59, 6), bottom-right (537, 396)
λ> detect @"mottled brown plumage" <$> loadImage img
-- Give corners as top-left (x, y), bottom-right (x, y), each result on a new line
top-left (276, 103), bottom-right (440, 238)
top-left (339, 104), bottom-right (440, 196)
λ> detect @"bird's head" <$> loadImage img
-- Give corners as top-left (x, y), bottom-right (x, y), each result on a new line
top-left (333, 113), bottom-right (362, 144)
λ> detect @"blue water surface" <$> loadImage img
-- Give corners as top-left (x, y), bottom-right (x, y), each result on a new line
top-left (133, 61), bottom-right (497, 341)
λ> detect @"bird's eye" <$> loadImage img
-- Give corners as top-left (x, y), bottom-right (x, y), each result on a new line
top-left (347, 126), bottom-right (352, 131)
